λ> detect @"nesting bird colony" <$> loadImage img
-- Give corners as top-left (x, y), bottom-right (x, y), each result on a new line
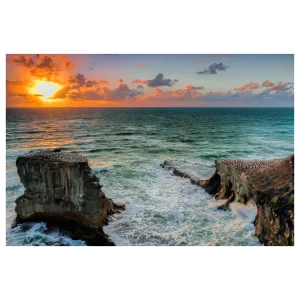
top-left (19, 149), bottom-right (87, 163)
top-left (218, 158), bottom-right (283, 172)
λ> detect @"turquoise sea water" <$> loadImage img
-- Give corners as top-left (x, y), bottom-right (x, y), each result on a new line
top-left (6, 107), bottom-right (294, 246)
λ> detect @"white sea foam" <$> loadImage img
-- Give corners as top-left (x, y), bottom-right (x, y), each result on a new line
top-left (229, 200), bottom-right (257, 224)
top-left (103, 160), bottom-right (262, 246)
top-left (6, 222), bottom-right (86, 246)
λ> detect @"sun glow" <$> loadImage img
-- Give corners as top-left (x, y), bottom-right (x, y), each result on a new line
top-left (34, 80), bottom-right (61, 100)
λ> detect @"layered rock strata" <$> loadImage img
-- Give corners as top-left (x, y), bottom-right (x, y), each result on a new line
top-left (161, 155), bottom-right (294, 246)
top-left (14, 149), bottom-right (124, 245)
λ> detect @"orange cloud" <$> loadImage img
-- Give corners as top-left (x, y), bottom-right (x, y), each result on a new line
top-left (261, 80), bottom-right (274, 87)
top-left (132, 79), bottom-right (148, 84)
top-left (50, 86), bottom-right (70, 99)
top-left (268, 82), bottom-right (287, 91)
top-left (139, 63), bottom-right (145, 67)
top-left (9, 54), bottom-right (73, 83)
top-left (6, 54), bottom-right (294, 107)
top-left (235, 82), bottom-right (260, 92)
top-left (6, 79), bottom-right (43, 107)
top-left (98, 80), bottom-right (108, 85)
top-left (152, 84), bottom-right (205, 101)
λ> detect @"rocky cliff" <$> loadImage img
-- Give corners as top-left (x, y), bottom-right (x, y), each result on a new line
top-left (161, 155), bottom-right (294, 246)
top-left (15, 149), bottom-right (124, 245)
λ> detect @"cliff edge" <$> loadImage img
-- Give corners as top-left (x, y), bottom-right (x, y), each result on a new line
top-left (161, 155), bottom-right (294, 246)
top-left (14, 149), bottom-right (124, 245)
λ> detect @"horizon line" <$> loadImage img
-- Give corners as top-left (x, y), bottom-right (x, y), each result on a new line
top-left (4, 52), bottom-right (296, 55)
top-left (6, 106), bottom-right (294, 109)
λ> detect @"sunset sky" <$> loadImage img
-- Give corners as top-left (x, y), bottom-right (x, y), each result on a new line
top-left (6, 54), bottom-right (294, 107)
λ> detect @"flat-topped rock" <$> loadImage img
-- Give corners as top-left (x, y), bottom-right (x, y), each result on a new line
top-left (214, 155), bottom-right (294, 245)
top-left (161, 155), bottom-right (294, 246)
top-left (18, 149), bottom-right (87, 163)
top-left (218, 157), bottom-right (284, 172)
top-left (14, 148), bottom-right (124, 245)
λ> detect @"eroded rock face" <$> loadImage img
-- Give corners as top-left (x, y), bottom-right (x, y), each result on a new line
top-left (15, 149), bottom-right (124, 244)
top-left (212, 155), bottom-right (294, 246)
top-left (161, 155), bottom-right (294, 246)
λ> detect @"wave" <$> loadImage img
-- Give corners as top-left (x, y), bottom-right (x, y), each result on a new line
top-left (6, 222), bottom-right (86, 246)
top-left (115, 132), bottom-right (139, 136)
top-left (92, 165), bottom-right (114, 173)
top-left (6, 184), bottom-right (22, 192)
top-left (88, 148), bottom-right (120, 153)
top-left (103, 161), bottom-right (261, 246)
top-left (201, 153), bottom-right (229, 159)
top-left (167, 139), bottom-right (194, 144)
top-left (6, 150), bottom-right (29, 157)
top-left (8, 130), bottom-right (45, 135)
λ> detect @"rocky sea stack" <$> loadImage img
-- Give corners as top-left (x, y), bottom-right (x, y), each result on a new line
top-left (162, 154), bottom-right (294, 246)
top-left (14, 149), bottom-right (125, 245)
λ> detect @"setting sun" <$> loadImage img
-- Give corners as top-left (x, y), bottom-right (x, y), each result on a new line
top-left (34, 81), bottom-right (61, 100)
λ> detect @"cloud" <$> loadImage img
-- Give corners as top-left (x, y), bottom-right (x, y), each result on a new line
top-left (11, 54), bottom-right (73, 83)
top-left (139, 63), bottom-right (145, 67)
top-left (69, 73), bottom-right (86, 87)
top-left (150, 84), bottom-right (205, 102)
top-left (6, 79), bottom-right (29, 87)
top-left (196, 62), bottom-right (229, 75)
top-left (261, 80), bottom-right (274, 87)
top-left (68, 78), bottom-right (143, 101)
top-left (132, 79), bottom-right (148, 84)
top-left (6, 79), bottom-right (33, 96)
top-left (7, 54), bottom-right (294, 107)
top-left (98, 80), bottom-right (108, 84)
top-left (268, 82), bottom-right (288, 91)
top-left (8, 93), bottom-right (42, 98)
top-left (85, 80), bottom-right (98, 87)
top-left (198, 59), bottom-right (204, 63)
top-left (146, 79), bottom-right (294, 106)
top-left (6, 79), bottom-right (42, 106)
top-left (132, 73), bottom-right (178, 87)
top-left (148, 73), bottom-right (177, 87)
top-left (13, 55), bottom-right (35, 68)
top-left (235, 82), bottom-right (260, 91)
top-left (48, 72), bottom-right (109, 100)
top-left (35, 55), bottom-right (56, 70)
top-left (50, 86), bottom-right (70, 99)
top-left (70, 90), bottom-right (104, 101)
top-left (107, 79), bottom-right (143, 99)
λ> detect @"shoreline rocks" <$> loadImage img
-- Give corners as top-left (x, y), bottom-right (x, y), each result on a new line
top-left (14, 149), bottom-right (125, 246)
top-left (161, 155), bottom-right (294, 246)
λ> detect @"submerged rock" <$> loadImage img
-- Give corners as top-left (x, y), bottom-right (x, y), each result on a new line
top-left (14, 149), bottom-right (124, 245)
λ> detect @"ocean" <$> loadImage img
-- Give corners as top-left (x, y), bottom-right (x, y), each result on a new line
top-left (6, 107), bottom-right (294, 246)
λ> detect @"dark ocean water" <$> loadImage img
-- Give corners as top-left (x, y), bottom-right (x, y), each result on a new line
top-left (6, 107), bottom-right (294, 246)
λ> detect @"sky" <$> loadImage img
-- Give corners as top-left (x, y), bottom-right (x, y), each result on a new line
top-left (6, 54), bottom-right (294, 107)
